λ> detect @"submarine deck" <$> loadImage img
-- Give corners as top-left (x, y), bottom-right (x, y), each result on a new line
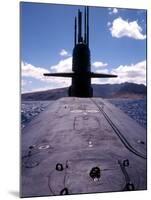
top-left (21, 97), bottom-right (147, 197)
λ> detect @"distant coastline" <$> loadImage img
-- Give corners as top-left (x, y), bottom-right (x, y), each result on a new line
top-left (21, 82), bottom-right (146, 101)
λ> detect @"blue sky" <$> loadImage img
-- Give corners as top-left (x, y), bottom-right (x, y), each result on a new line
top-left (21, 2), bottom-right (147, 93)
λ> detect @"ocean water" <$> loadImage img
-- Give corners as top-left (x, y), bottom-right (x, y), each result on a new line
top-left (21, 101), bottom-right (52, 129)
top-left (108, 98), bottom-right (147, 128)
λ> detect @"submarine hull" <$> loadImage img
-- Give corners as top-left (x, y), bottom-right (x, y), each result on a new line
top-left (21, 97), bottom-right (147, 197)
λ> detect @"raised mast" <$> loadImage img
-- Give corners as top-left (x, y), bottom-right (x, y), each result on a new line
top-left (78, 10), bottom-right (83, 43)
top-left (84, 7), bottom-right (87, 44)
top-left (86, 6), bottom-right (89, 47)
top-left (74, 17), bottom-right (77, 46)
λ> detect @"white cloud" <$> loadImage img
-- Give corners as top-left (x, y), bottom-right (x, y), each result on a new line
top-left (113, 8), bottom-right (118, 14)
top-left (109, 17), bottom-right (146, 40)
top-left (92, 61), bottom-right (108, 68)
top-left (95, 69), bottom-right (109, 74)
top-left (21, 59), bottom-right (72, 91)
top-left (50, 56), bottom-right (72, 72)
top-left (111, 60), bottom-right (146, 84)
top-left (109, 8), bottom-right (118, 15)
top-left (92, 60), bottom-right (146, 85)
top-left (59, 49), bottom-right (70, 57)
top-left (21, 61), bottom-right (50, 81)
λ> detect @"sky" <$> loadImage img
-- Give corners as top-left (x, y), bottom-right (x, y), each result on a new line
top-left (21, 2), bottom-right (147, 93)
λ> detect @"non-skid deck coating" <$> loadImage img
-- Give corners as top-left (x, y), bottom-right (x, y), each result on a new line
top-left (21, 97), bottom-right (147, 197)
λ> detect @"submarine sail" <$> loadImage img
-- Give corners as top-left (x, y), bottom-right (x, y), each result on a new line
top-left (44, 6), bottom-right (117, 97)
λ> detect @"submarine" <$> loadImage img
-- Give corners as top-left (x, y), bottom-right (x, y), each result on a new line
top-left (21, 6), bottom-right (147, 198)
top-left (44, 7), bottom-right (117, 97)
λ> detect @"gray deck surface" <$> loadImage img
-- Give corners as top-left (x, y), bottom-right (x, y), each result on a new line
top-left (21, 97), bottom-right (147, 197)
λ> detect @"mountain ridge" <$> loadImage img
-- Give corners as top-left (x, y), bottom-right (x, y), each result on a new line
top-left (22, 82), bottom-right (146, 101)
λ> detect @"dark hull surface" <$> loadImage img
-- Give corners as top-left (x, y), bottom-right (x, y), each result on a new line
top-left (21, 97), bottom-right (147, 197)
